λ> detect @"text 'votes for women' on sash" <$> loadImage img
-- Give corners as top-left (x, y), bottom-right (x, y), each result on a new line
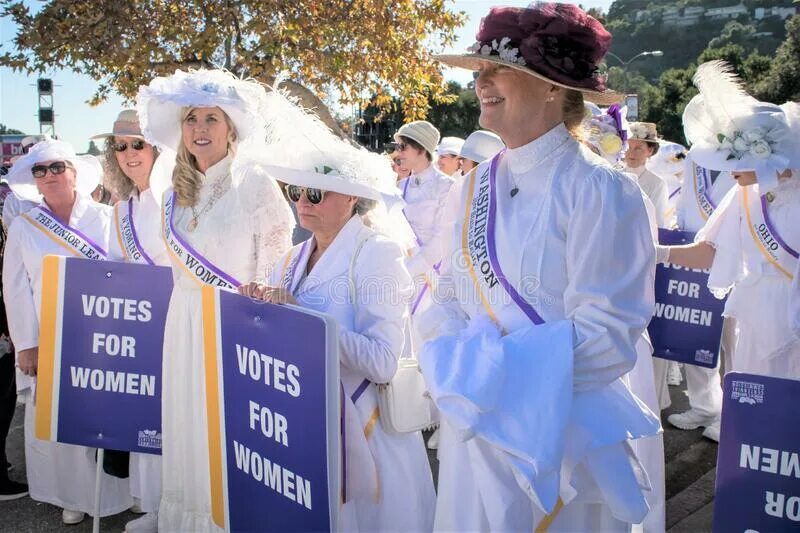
top-left (202, 286), bottom-right (340, 532)
top-left (35, 256), bottom-right (173, 454)
top-left (713, 373), bottom-right (800, 531)
top-left (648, 228), bottom-right (727, 368)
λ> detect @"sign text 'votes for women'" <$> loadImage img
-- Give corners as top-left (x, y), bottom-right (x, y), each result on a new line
top-left (35, 256), bottom-right (172, 454)
top-left (648, 229), bottom-right (727, 368)
top-left (714, 373), bottom-right (800, 532)
top-left (202, 286), bottom-right (340, 532)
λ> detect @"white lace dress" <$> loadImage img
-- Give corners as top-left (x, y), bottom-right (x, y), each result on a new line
top-left (158, 155), bottom-right (293, 532)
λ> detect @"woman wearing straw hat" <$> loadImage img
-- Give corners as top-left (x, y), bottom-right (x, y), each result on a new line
top-left (421, 4), bottom-right (661, 531)
top-left (2, 139), bottom-right (133, 525)
top-left (241, 135), bottom-right (436, 532)
top-left (137, 69), bottom-right (294, 531)
top-left (658, 62), bottom-right (800, 440)
top-left (91, 109), bottom-right (172, 532)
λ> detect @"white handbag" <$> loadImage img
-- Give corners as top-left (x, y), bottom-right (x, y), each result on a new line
top-left (349, 232), bottom-right (439, 434)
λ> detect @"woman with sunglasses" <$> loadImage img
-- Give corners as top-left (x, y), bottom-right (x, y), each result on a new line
top-left (137, 70), bottom-right (294, 532)
top-left (422, 4), bottom-right (661, 531)
top-left (91, 109), bottom-right (170, 533)
top-left (2, 139), bottom-right (133, 525)
top-left (239, 140), bottom-right (435, 532)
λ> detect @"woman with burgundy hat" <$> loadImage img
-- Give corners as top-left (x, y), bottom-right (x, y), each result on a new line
top-left (419, 4), bottom-right (661, 531)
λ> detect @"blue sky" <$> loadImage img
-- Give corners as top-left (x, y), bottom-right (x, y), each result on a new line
top-left (0, 1), bottom-right (613, 150)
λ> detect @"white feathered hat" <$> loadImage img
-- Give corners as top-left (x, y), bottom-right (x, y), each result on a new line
top-left (257, 84), bottom-right (402, 209)
top-left (6, 139), bottom-right (102, 202)
top-left (136, 69), bottom-right (268, 151)
top-left (683, 60), bottom-right (800, 191)
top-left (649, 141), bottom-right (688, 179)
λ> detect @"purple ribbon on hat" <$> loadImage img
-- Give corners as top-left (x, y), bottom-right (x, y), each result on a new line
top-left (607, 104), bottom-right (628, 143)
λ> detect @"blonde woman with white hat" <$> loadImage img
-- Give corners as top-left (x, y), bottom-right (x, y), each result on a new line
top-left (240, 117), bottom-right (435, 530)
top-left (137, 69), bottom-right (294, 531)
top-left (91, 109), bottom-right (172, 532)
top-left (2, 139), bottom-right (133, 525)
top-left (660, 62), bottom-right (800, 440)
top-left (423, 4), bottom-right (661, 530)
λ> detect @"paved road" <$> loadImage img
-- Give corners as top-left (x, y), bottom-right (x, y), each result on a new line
top-left (1, 373), bottom-right (717, 532)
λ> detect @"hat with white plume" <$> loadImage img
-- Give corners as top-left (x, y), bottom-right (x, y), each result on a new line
top-left (136, 69), bottom-right (268, 151)
top-left (683, 60), bottom-right (800, 191)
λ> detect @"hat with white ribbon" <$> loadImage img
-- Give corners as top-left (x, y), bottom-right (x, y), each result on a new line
top-left (136, 69), bottom-right (268, 151)
top-left (6, 139), bottom-right (102, 201)
top-left (683, 60), bottom-right (800, 191)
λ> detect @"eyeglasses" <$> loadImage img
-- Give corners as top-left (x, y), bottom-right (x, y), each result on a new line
top-left (286, 185), bottom-right (326, 205)
top-left (113, 140), bottom-right (147, 152)
top-left (31, 161), bottom-right (72, 179)
top-left (395, 142), bottom-right (408, 152)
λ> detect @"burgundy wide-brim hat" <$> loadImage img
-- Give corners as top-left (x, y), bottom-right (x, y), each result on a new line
top-left (437, 3), bottom-right (621, 105)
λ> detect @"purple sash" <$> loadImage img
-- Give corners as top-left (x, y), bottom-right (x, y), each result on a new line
top-left (115, 198), bottom-right (155, 265)
top-left (742, 186), bottom-right (798, 280)
top-left (486, 152), bottom-right (545, 325)
top-left (22, 206), bottom-right (107, 260)
top-left (692, 163), bottom-right (717, 220)
top-left (162, 192), bottom-right (240, 289)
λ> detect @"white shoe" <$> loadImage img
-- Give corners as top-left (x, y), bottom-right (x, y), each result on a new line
top-left (130, 497), bottom-right (145, 514)
top-left (62, 509), bottom-right (86, 525)
top-left (125, 512), bottom-right (158, 533)
top-left (427, 428), bottom-right (440, 450)
top-left (666, 362), bottom-right (683, 386)
top-left (702, 420), bottom-right (721, 442)
top-left (667, 409), bottom-right (716, 430)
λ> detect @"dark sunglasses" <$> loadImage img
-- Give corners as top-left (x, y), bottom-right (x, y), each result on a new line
top-left (395, 142), bottom-right (408, 151)
top-left (31, 161), bottom-right (72, 179)
top-left (286, 185), bottom-right (326, 205)
top-left (113, 140), bottom-right (147, 152)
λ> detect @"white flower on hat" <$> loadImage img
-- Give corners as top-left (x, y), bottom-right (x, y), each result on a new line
top-left (743, 127), bottom-right (766, 143)
top-left (749, 139), bottom-right (772, 159)
top-left (470, 38), bottom-right (527, 67)
top-left (732, 135), bottom-right (749, 153)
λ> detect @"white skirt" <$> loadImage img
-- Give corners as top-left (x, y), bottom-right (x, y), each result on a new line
top-left (158, 286), bottom-right (221, 532)
top-left (130, 452), bottom-right (161, 513)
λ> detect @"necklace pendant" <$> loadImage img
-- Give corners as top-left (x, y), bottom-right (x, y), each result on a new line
top-left (766, 191), bottom-right (776, 203)
top-left (187, 218), bottom-right (198, 232)
top-left (510, 187), bottom-right (519, 198)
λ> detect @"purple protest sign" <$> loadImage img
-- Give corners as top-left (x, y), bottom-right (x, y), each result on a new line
top-left (35, 256), bottom-right (173, 454)
top-left (648, 228), bottom-right (727, 368)
top-left (713, 373), bottom-right (800, 531)
top-left (202, 286), bottom-right (340, 532)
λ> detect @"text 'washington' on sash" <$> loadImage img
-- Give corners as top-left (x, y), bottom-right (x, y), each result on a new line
top-left (69, 294), bottom-right (157, 397)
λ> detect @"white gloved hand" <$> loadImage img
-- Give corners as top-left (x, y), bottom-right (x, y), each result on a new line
top-left (656, 245), bottom-right (671, 264)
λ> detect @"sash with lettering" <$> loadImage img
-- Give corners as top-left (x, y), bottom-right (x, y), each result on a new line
top-left (22, 206), bottom-right (107, 260)
top-left (692, 163), bottom-right (718, 221)
top-left (462, 151), bottom-right (545, 327)
top-left (115, 198), bottom-right (154, 265)
top-left (162, 191), bottom-right (240, 290)
top-left (742, 187), bottom-right (798, 280)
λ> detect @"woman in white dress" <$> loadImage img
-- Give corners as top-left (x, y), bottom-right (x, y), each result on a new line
top-left (425, 4), bottom-right (661, 531)
top-left (2, 139), bottom-right (133, 524)
top-left (136, 69), bottom-right (294, 532)
top-left (660, 63), bottom-right (800, 412)
top-left (242, 138), bottom-right (436, 532)
top-left (94, 109), bottom-right (171, 532)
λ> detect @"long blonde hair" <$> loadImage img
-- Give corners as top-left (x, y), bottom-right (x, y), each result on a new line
top-left (102, 137), bottom-right (159, 200)
top-left (173, 107), bottom-right (238, 207)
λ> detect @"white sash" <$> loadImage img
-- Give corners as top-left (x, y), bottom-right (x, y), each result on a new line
top-left (22, 206), bottom-right (107, 260)
top-left (114, 198), bottom-right (154, 265)
top-left (161, 192), bottom-right (240, 289)
top-left (742, 187), bottom-right (798, 280)
top-left (692, 163), bottom-right (717, 221)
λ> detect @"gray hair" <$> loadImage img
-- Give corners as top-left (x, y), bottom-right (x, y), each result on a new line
top-left (353, 197), bottom-right (377, 216)
top-left (102, 137), bottom-right (159, 200)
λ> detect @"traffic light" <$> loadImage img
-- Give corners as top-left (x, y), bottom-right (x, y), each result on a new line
top-left (39, 109), bottom-right (54, 124)
top-left (37, 78), bottom-right (53, 94)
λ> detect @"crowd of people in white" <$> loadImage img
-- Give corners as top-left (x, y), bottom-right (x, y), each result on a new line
top-left (0, 3), bottom-right (798, 533)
